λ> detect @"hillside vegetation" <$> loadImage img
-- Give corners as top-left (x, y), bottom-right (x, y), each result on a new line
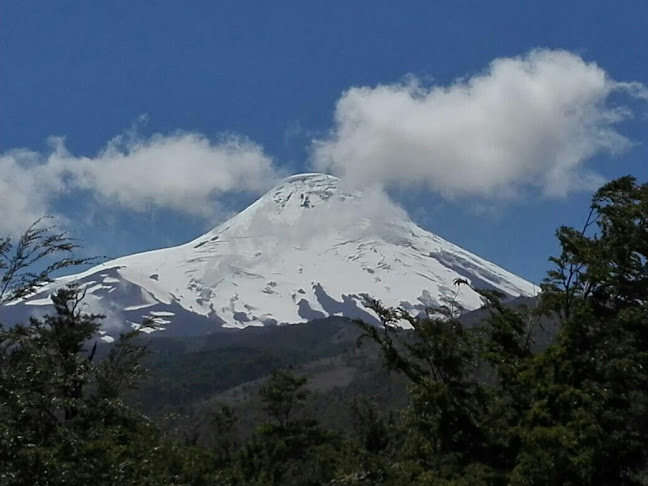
top-left (1, 176), bottom-right (647, 485)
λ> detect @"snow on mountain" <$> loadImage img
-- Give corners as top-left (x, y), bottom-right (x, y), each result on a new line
top-left (7, 173), bottom-right (537, 336)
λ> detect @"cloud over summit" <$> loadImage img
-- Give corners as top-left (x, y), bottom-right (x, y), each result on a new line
top-left (312, 49), bottom-right (647, 199)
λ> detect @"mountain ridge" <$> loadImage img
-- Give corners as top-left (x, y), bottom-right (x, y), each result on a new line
top-left (6, 173), bottom-right (537, 337)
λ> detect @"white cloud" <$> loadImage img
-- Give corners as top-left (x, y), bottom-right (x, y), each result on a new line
top-left (2, 49), bottom-right (646, 238)
top-left (0, 130), bottom-right (280, 235)
top-left (245, 182), bottom-right (409, 248)
top-left (0, 148), bottom-right (67, 235)
top-left (57, 132), bottom-right (279, 217)
top-left (199, 178), bottom-right (410, 282)
top-left (312, 49), bottom-right (648, 199)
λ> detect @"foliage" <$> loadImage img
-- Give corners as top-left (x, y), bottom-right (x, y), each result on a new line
top-left (0, 221), bottom-right (217, 485)
top-left (353, 175), bottom-right (648, 485)
top-left (0, 285), bottom-right (220, 485)
top-left (2, 176), bottom-right (648, 484)
top-left (236, 369), bottom-right (351, 485)
top-left (0, 217), bottom-right (93, 305)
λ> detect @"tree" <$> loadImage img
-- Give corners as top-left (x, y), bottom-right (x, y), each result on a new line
top-left (0, 285), bottom-right (168, 485)
top-left (355, 176), bottom-right (648, 485)
top-left (238, 369), bottom-right (347, 485)
top-left (0, 217), bottom-right (93, 305)
top-left (356, 292), bottom-right (505, 485)
top-left (0, 221), bottom-right (218, 485)
top-left (512, 176), bottom-right (648, 484)
top-left (259, 369), bottom-right (310, 428)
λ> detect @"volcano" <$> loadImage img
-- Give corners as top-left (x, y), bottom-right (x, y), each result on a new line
top-left (7, 173), bottom-right (536, 337)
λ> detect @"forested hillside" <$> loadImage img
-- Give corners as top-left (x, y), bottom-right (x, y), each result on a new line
top-left (1, 176), bottom-right (647, 485)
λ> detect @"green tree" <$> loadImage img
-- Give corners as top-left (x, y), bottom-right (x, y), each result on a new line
top-left (0, 221), bottom-right (218, 485)
top-left (259, 369), bottom-right (310, 428)
top-left (355, 176), bottom-right (648, 485)
top-left (510, 176), bottom-right (648, 485)
top-left (356, 292), bottom-right (504, 485)
top-left (238, 369), bottom-right (347, 485)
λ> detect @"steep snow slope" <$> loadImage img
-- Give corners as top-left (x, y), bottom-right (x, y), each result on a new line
top-left (9, 173), bottom-right (536, 336)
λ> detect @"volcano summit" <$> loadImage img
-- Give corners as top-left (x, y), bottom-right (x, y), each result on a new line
top-left (8, 174), bottom-right (536, 337)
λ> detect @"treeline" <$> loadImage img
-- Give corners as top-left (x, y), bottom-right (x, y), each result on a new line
top-left (1, 176), bottom-right (647, 485)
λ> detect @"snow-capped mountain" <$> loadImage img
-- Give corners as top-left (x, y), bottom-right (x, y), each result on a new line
top-left (6, 173), bottom-right (536, 337)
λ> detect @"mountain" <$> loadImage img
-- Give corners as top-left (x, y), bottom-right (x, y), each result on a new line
top-left (5, 173), bottom-right (536, 337)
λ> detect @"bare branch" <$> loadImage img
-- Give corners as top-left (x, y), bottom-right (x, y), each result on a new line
top-left (0, 217), bottom-right (96, 305)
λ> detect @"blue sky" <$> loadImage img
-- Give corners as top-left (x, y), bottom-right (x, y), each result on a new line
top-left (1, 0), bottom-right (647, 284)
